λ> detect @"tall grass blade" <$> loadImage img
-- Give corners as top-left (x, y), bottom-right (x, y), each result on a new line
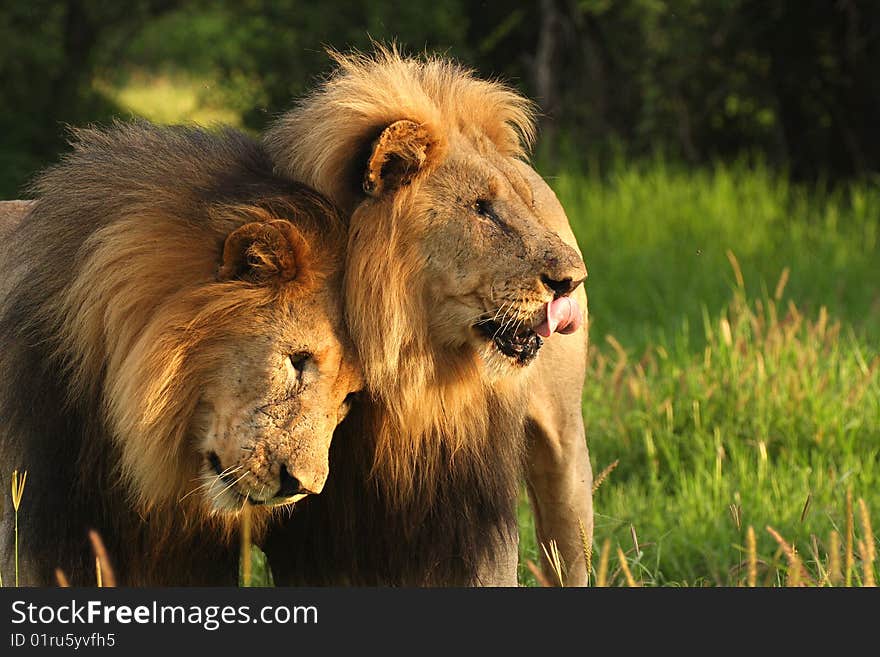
top-left (89, 530), bottom-right (116, 588)
top-left (829, 530), bottom-right (842, 586)
top-left (747, 526), bottom-right (757, 587)
top-left (578, 517), bottom-right (592, 587)
top-left (525, 560), bottom-right (553, 587)
top-left (55, 569), bottom-right (70, 588)
top-left (240, 505), bottom-right (252, 588)
top-left (592, 460), bottom-right (619, 494)
top-left (617, 546), bottom-right (639, 587)
top-left (858, 498), bottom-right (875, 587)
top-left (11, 469), bottom-right (27, 587)
top-left (845, 488), bottom-right (854, 587)
top-left (596, 539), bottom-right (611, 588)
top-left (540, 540), bottom-right (566, 587)
top-left (767, 526), bottom-right (810, 587)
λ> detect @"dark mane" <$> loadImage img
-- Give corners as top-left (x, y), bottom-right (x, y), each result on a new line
top-left (265, 396), bottom-right (524, 586)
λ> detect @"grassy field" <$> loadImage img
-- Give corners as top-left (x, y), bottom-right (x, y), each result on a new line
top-left (518, 162), bottom-right (879, 586)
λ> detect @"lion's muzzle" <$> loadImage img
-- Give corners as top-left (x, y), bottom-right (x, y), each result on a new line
top-left (474, 318), bottom-right (544, 366)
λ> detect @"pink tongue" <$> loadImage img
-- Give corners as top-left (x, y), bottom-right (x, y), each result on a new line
top-left (536, 296), bottom-right (583, 338)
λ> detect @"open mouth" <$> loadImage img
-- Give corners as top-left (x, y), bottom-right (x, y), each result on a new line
top-left (474, 319), bottom-right (543, 366)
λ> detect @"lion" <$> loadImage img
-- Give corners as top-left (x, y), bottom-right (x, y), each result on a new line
top-left (261, 47), bottom-right (592, 586)
top-left (0, 122), bottom-right (362, 586)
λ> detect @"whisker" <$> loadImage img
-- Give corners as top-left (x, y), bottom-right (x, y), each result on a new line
top-left (178, 475), bottom-right (222, 503)
top-left (492, 302), bottom-right (516, 339)
top-left (212, 472), bottom-right (250, 503)
top-left (498, 302), bottom-right (519, 336)
top-left (178, 483), bottom-right (210, 504)
top-left (491, 302), bottom-right (508, 323)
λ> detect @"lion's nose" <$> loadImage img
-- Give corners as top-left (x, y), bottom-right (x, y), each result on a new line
top-left (277, 464), bottom-right (322, 497)
top-left (277, 465), bottom-right (305, 497)
top-left (541, 248), bottom-right (587, 298)
top-left (541, 274), bottom-right (580, 298)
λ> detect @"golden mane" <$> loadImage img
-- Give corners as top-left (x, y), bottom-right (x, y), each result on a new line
top-left (265, 48), bottom-right (536, 510)
top-left (265, 45), bottom-right (536, 213)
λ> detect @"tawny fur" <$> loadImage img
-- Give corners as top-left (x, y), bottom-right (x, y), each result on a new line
top-left (263, 47), bottom-right (591, 586)
top-left (265, 46), bottom-right (535, 215)
top-left (0, 123), bottom-right (353, 585)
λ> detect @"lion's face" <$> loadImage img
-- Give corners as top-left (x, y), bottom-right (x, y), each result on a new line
top-left (417, 146), bottom-right (586, 372)
top-left (108, 214), bottom-right (363, 517)
top-left (352, 122), bottom-right (586, 379)
top-left (193, 289), bottom-right (361, 513)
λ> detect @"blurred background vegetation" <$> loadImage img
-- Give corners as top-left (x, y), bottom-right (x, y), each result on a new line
top-left (2, 0), bottom-right (878, 585)
top-left (3, 0), bottom-right (880, 198)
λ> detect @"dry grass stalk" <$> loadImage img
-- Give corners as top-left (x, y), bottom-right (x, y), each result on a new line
top-left (845, 488), bottom-right (854, 587)
top-left (540, 540), bottom-right (566, 587)
top-left (525, 560), bottom-right (553, 587)
top-left (858, 498), bottom-right (875, 587)
top-left (617, 546), bottom-right (639, 587)
top-left (766, 526), bottom-right (809, 587)
top-left (800, 493), bottom-right (812, 524)
top-left (810, 534), bottom-right (828, 586)
top-left (757, 441), bottom-right (768, 482)
top-left (11, 469), bottom-right (27, 587)
top-left (578, 517), bottom-right (592, 587)
top-left (726, 250), bottom-right (745, 289)
top-left (10, 470), bottom-right (26, 511)
top-left (774, 267), bottom-right (790, 301)
top-left (592, 460), bottom-right (619, 494)
top-left (240, 505), bottom-right (252, 587)
top-left (596, 538), bottom-right (611, 587)
top-left (630, 525), bottom-right (640, 556)
top-left (605, 336), bottom-right (628, 386)
top-left (89, 530), bottom-right (116, 588)
top-left (828, 530), bottom-right (842, 586)
top-left (729, 504), bottom-right (741, 531)
top-left (55, 568), bottom-right (70, 588)
top-left (763, 546), bottom-right (784, 586)
top-left (747, 526), bottom-right (757, 587)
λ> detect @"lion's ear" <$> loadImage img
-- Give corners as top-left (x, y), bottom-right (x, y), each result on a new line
top-left (363, 120), bottom-right (438, 197)
top-left (217, 219), bottom-right (308, 284)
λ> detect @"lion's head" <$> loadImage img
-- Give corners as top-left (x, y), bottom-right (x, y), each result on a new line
top-left (266, 47), bottom-right (586, 382)
top-left (264, 48), bottom-right (586, 504)
top-left (184, 209), bottom-right (363, 513)
top-left (21, 124), bottom-right (362, 526)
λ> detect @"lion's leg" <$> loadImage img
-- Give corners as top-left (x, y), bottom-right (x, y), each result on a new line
top-left (524, 323), bottom-right (593, 587)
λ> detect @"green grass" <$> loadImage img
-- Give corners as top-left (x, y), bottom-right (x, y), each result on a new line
top-left (551, 158), bottom-right (879, 350)
top-left (518, 163), bottom-right (880, 586)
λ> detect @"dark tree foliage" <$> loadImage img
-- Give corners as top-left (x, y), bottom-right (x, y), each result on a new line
top-left (0, 0), bottom-right (181, 195)
top-left (2, 0), bottom-right (878, 197)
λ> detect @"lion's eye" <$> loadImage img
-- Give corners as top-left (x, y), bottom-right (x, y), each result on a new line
top-left (286, 352), bottom-right (312, 380)
top-left (472, 199), bottom-right (492, 217)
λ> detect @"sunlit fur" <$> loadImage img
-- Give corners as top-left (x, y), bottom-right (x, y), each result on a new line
top-left (0, 123), bottom-right (355, 585)
top-left (266, 46), bottom-right (539, 506)
top-left (263, 47), bottom-right (586, 585)
top-left (266, 45), bottom-right (536, 214)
